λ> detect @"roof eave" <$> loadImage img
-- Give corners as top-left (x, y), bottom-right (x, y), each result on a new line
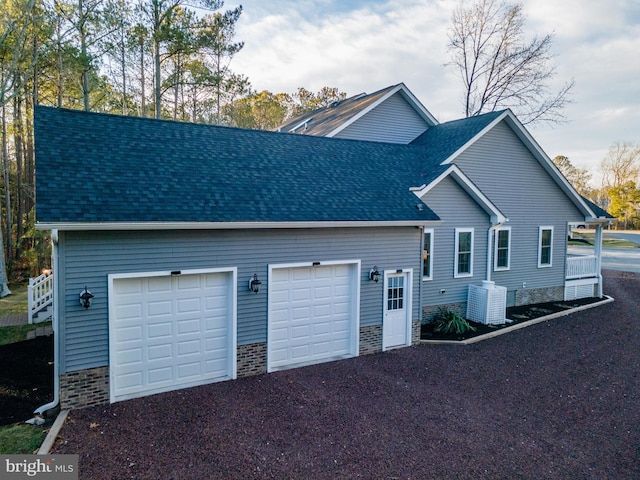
top-left (35, 220), bottom-right (443, 231)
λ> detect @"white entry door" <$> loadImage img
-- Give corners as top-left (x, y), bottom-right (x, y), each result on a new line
top-left (383, 270), bottom-right (412, 350)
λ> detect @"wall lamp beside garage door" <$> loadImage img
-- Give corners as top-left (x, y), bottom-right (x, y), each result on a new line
top-left (249, 273), bottom-right (262, 294)
top-left (369, 266), bottom-right (382, 283)
top-left (79, 286), bottom-right (94, 309)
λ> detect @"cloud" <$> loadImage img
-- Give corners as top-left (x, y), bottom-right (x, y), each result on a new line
top-left (227, 0), bottom-right (639, 178)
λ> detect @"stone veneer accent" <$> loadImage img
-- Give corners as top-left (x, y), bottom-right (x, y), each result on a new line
top-left (60, 327), bottom-right (416, 410)
top-left (516, 286), bottom-right (564, 306)
top-left (359, 325), bottom-right (382, 355)
top-left (237, 342), bottom-right (267, 377)
top-left (60, 366), bottom-right (110, 410)
top-left (412, 319), bottom-right (421, 345)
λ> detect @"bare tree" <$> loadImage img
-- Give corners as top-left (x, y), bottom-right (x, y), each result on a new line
top-left (600, 141), bottom-right (640, 189)
top-left (447, 0), bottom-right (574, 125)
top-left (552, 155), bottom-right (592, 196)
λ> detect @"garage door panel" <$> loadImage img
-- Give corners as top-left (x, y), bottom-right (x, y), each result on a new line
top-left (116, 325), bottom-right (143, 342)
top-left (111, 271), bottom-right (235, 402)
top-left (115, 304), bottom-right (143, 321)
top-left (177, 317), bottom-right (200, 334)
top-left (268, 263), bottom-right (358, 371)
top-left (147, 321), bottom-right (172, 338)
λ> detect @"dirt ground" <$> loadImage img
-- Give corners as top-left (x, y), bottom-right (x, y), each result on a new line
top-left (51, 270), bottom-right (640, 479)
top-left (0, 335), bottom-right (54, 425)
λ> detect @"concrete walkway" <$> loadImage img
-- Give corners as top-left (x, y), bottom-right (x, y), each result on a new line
top-left (0, 313), bottom-right (53, 338)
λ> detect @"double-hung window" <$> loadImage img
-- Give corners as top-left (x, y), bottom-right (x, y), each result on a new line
top-left (494, 227), bottom-right (511, 271)
top-left (454, 228), bottom-right (474, 278)
top-left (423, 229), bottom-right (434, 280)
top-left (538, 226), bottom-right (553, 267)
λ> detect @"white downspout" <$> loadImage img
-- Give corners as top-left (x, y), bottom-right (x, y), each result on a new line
top-left (486, 226), bottom-right (494, 282)
top-left (34, 229), bottom-right (60, 417)
top-left (594, 223), bottom-right (604, 298)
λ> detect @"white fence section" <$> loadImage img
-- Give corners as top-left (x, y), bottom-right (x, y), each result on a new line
top-left (566, 255), bottom-right (598, 280)
top-left (28, 271), bottom-right (54, 324)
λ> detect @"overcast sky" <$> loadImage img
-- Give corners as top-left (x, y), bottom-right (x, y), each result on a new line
top-left (225, 0), bottom-right (639, 186)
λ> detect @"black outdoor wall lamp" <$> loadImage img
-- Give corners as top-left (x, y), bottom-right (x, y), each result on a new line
top-left (369, 266), bottom-right (382, 283)
top-left (79, 286), bottom-right (94, 309)
top-left (248, 274), bottom-right (262, 294)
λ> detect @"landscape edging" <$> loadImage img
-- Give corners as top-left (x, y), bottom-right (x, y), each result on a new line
top-left (420, 295), bottom-right (615, 346)
top-left (38, 409), bottom-right (69, 455)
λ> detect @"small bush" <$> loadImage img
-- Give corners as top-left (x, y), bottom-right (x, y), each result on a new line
top-left (433, 308), bottom-right (476, 335)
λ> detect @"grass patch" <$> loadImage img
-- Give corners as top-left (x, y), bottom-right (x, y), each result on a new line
top-left (0, 422), bottom-right (47, 454)
top-left (570, 231), bottom-right (639, 248)
top-left (0, 282), bottom-right (28, 317)
top-left (0, 323), bottom-right (50, 346)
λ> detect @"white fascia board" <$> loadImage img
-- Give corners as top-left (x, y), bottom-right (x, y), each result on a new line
top-left (441, 109), bottom-right (596, 219)
top-left (411, 165), bottom-right (508, 224)
top-left (499, 112), bottom-right (597, 218)
top-left (396, 83), bottom-right (439, 126)
top-left (325, 83), bottom-right (438, 138)
top-left (440, 111), bottom-right (510, 166)
top-left (35, 220), bottom-right (443, 232)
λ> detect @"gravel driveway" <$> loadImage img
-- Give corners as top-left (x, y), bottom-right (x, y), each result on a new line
top-left (53, 270), bottom-right (640, 479)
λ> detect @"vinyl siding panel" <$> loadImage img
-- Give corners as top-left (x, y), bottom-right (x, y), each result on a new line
top-left (452, 120), bottom-right (585, 292)
top-left (57, 227), bottom-right (421, 373)
top-left (333, 92), bottom-right (429, 144)
top-left (420, 177), bottom-right (490, 306)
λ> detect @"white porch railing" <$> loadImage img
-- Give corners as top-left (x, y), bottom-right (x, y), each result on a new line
top-left (566, 255), bottom-right (598, 280)
top-left (28, 271), bottom-right (54, 324)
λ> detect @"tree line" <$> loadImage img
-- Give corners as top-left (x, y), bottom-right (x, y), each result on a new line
top-left (0, 0), bottom-right (637, 294)
top-left (0, 0), bottom-right (348, 291)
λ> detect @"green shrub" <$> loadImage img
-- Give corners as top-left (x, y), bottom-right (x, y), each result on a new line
top-left (433, 308), bottom-right (476, 335)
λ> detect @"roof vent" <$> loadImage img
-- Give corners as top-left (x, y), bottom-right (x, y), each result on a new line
top-left (289, 117), bottom-right (313, 133)
top-left (416, 203), bottom-right (424, 211)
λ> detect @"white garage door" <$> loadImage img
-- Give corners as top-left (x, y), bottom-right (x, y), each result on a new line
top-left (109, 269), bottom-right (236, 402)
top-left (268, 261), bottom-right (359, 372)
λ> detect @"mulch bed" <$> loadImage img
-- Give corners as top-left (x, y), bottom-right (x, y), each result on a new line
top-left (51, 270), bottom-right (640, 479)
top-left (421, 296), bottom-right (605, 341)
top-left (0, 335), bottom-right (54, 425)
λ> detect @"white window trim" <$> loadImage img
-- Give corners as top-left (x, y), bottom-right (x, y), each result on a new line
top-left (454, 228), bottom-right (474, 278)
top-left (494, 226), bottom-right (511, 271)
top-left (538, 226), bottom-right (554, 268)
top-left (423, 228), bottom-right (434, 281)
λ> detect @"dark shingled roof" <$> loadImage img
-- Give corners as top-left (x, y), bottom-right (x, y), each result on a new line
top-left (35, 106), bottom-right (447, 225)
top-left (582, 197), bottom-right (615, 219)
top-left (410, 110), bottom-right (505, 161)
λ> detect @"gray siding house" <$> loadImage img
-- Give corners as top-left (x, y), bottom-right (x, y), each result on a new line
top-left (281, 84), bottom-right (613, 318)
top-left (35, 106), bottom-right (444, 409)
top-left (35, 85), bottom-right (612, 410)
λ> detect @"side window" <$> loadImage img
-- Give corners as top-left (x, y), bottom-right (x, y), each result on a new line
top-left (538, 226), bottom-right (553, 267)
top-left (423, 229), bottom-right (434, 280)
top-left (454, 228), bottom-right (474, 278)
top-left (494, 227), bottom-right (511, 271)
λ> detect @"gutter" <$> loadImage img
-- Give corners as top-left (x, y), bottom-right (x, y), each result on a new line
top-left (33, 230), bottom-right (60, 417)
top-left (35, 219), bottom-right (443, 232)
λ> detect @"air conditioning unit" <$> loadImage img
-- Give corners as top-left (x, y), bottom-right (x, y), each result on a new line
top-left (467, 281), bottom-right (507, 325)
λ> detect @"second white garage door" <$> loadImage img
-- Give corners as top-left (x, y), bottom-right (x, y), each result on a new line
top-left (108, 268), bottom-right (236, 403)
top-left (268, 261), bottom-right (360, 372)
